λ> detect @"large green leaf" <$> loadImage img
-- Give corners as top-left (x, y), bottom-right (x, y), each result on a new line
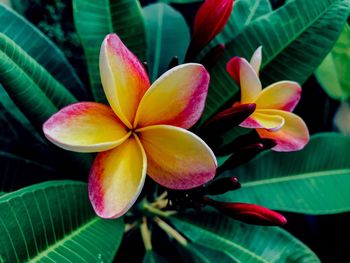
top-left (73, 0), bottom-right (147, 102)
top-left (202, 0), bottom-right (272, 55)
top-left (217, 133), bottom-right (350, 215)
top-left (143, 3), bottom-right (190, 81)
top-left (0, 181), bottom-right (124, 262)
top-left (169, 211), bottom-right (319, 262)
top-left (315, 23), bottom-right (350, 101)
top-left (202, 0), bottom-right (350, 123)
top-left (0, 4), bottom-right (88, 100)
top-left (0, 33), bottom-right (77, 127)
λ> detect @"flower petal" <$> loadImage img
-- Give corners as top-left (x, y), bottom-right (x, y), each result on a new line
top-left (134, 64), bottom-right (210, 129)
top-left (226, 57), bottom-right (262, 103)
top-left (100, 34), bottom-right (150, 128)
top-left (255, 81), bottom-right (301, 111)
top-left (43, 102), bottom-right (130, 153)
top-left (137, 125), bottom-right (217, 189)
top-left (249, 46), bottom-right (262, 75)
top-left (256, 110), bottom-right (309, 152)
top-left (88, 136), bottom-right (147, 218)
top-left (240, 110), bottom-right (285, 131)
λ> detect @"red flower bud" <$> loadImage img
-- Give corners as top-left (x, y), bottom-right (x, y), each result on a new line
top-left (186, 0), bottom-right (234, 61)
top-left (203, 198), bottom-right (287, 226)
top-left (205, 177), bottom-right (241, 195)
top-left (203, 103), bottom-right (256, 132)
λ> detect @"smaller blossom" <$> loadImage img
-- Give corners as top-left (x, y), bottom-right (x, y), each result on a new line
top-left (226, 47), bottom-right (309, 152)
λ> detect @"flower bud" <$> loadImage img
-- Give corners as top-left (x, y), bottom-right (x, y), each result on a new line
top-left (186, 0), bottom-right (234, 61)
top-left (204, 177), bottom-right (241, 195)
top-left (201, 44), bottom-right (225, 70)
top-left (203, 198), bottom-right (287, 226)
top-left (217, 143), bottom-right (264, 173)
top-left (203, 103), bottom-right (256, 134)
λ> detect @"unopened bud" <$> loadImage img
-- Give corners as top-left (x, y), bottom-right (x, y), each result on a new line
top-left (203, 198), bottom-right (287, 226)
top-left (205, 177), bottom-right (241, 195)
top-left (202, 103), bottom-right (256, 135)
top-left (217, 143), bottom-right (264, 173)
top-left (185, 0), bottom-right (234, 61)
top-left (201, 44), bottom-right (225, 70)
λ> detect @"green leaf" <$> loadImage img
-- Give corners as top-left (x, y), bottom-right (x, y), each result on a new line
top-left (202, 0), bottom-right (350, 123)
top-left (0, 84), bottom-right (42, 141)
top-left (169, 211), bottom-right (319, 262)
top-left (73, 0), bottom-right (147, 102)
top-left (202, 0), bottom-right (272, 55)
top-left (143, 3), bottom-right (190, 81)
top-left (143, 250), bottom-right (169, 263)
top-left (0, 181), bottom-right (124, 262)
top-left (0, 4), bottom-right (88, 100)
top-left (315, 23), bottom-right (350, 100)
top-left (217, 133), bottom-right (350, 215)
top-left (0, 33), bottom-right (77, 127)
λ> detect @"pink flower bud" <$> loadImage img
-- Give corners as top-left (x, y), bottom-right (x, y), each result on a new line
top-left (205, 177), bottom-right (241, 195)
top-left (203, 198), bottom-right (287, 226)
top-left (186, 0), bottom-right (234, 61)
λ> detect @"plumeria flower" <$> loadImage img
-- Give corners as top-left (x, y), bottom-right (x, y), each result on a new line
top-left (43, 34), bottom-right (217, 218)
top-left (226, 47), bottom-right (309, 151)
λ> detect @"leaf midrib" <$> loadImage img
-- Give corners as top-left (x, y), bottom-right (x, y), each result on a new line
top-left (173, 219), bottom-right (269, 263)
top-left (242, 168), bottom-right (350, 187)
top-left (30, 217), bottom-right (99, 262)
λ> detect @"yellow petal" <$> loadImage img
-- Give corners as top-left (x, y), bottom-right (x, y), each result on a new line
top-left (250, 46), bottom-right (262, 75)
top-left (134, 64), bottom-right (210, 129)
top-left (100, 34), bottom-right (150, 128)
top-left (240, 110), bottom-right (285, 131)
top-left (137, 125), bottom-right (217, 189)
top-left (255, 81), bottom-right (301, 111)
top-left (256, 110), bottom-right (309, 152)
top-left (89, 136), bottom-right (147, 218)
top-left (43, 102), bottom-right (130, 153)
top-left (227, 57), bottom-right (262, 103)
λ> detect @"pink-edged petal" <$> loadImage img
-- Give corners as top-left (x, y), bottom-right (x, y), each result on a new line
top-left (250, 46), bottom-right (262, 75)
top-left (43, 102), bottom-right (130, 153)
top-left (256, 110), bottom-right (309, 152)
top-left (240, 110), bottom-right (285, 131)
top-left (88, 136), bottom-right (147, 218)
top-left (100, 34), bottom-right (150, 128)
top-left (226, 57), bottom-right (262, 103)
top-left (255, 81), bottom-right (302, 111)
top-left (137, 125), bottom-right (217, 190)
top-left (134, 64), bottom-right (210, 129)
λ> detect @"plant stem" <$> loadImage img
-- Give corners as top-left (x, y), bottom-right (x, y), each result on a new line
top-left (140, 217), bottom-right (152, 251)
top-left (154, 217), bottom-right (188, 246)
top-left (142, 202), bottom-right (176, 218)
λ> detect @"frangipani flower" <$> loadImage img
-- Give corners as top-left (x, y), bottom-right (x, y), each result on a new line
top-left (43, 34), bottom-right (217, 218)
top-left (226, 47), bottom-right (309, 151)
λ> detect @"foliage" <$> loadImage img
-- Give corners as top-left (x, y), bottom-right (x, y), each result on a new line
top-left (0, 0), bottom-right (350, 261)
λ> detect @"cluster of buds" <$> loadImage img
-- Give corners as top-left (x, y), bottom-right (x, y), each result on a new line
top-left (167, 176), bottom-right (286, 226)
